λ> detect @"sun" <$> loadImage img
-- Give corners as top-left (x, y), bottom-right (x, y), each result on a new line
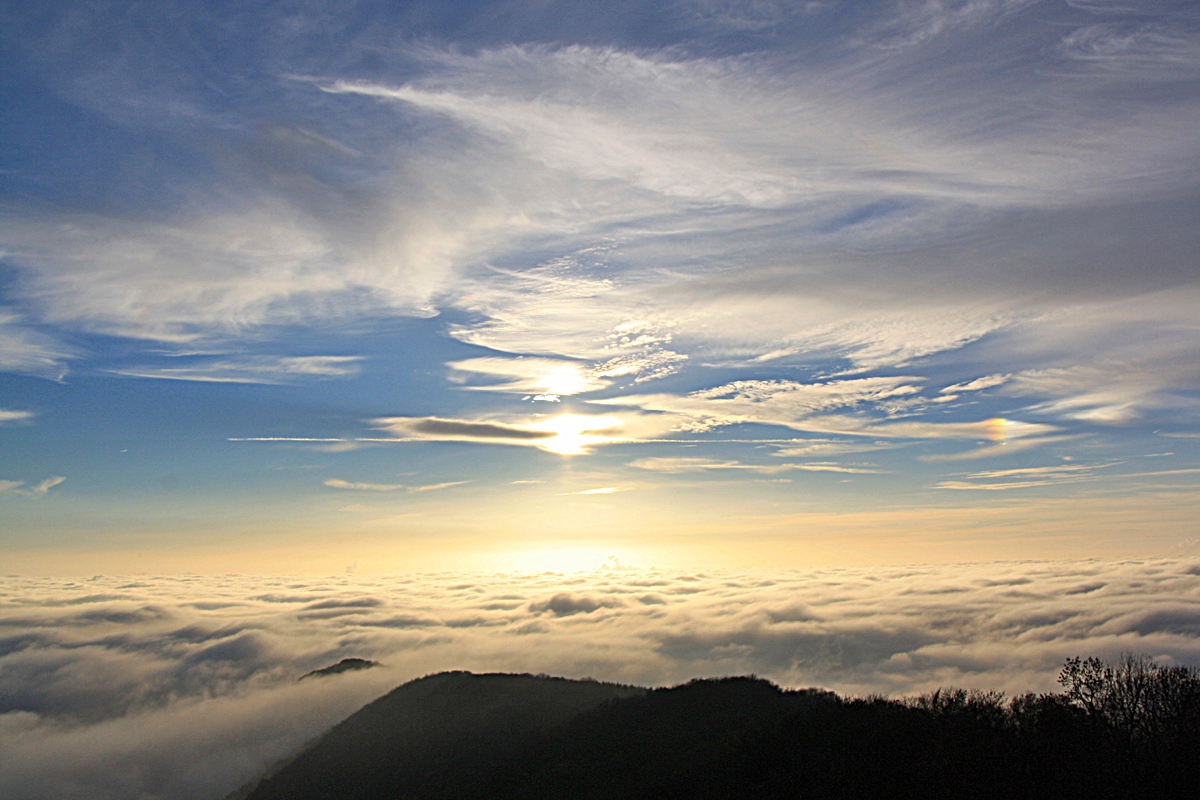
top-left (529, 414), bottom-right (621, 455)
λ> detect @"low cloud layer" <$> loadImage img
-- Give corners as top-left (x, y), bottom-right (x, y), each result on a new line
top-left (4, 559), bottom-right (1200, 799)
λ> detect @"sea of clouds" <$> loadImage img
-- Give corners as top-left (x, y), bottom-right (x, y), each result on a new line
top-left (4, 558), bottom-right (1200, 799)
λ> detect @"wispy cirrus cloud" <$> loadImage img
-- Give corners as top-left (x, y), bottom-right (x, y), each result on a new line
top-left (0, 313), bottom-right (74, 379)
top-left (600, 377), bottom-right (927, 432)
top-left (967, 463), bottom-right (1113, 480)
top-left (323, 479), bottom-right (408, 492)
top-left (936, 479), bottom-right (1073, 491)
top-left (935, 461), bottom-right (1114, 490)
top-left (372, 417), bottom-right (557, 444)
top-left (1058, 20), bottom-right (1200, 76)
top-left (941, 374), bottom-right (1010, 394)
top-left (0, 409), bottom-right (35, 425)
top-left (3, 5), bottom-right (1198, 422)
top-left (324, 478), bottom-right (470, 493)
top-left (771, 439), bottom-right (900, 458)
top-left (628, 457), bottom-right (881, 475)
top-left (861, 0), bottom-right (1037, 51)
top-left (598, 379), bottom-right (1062, 448)
top-left (0, 476), bottom-right (65, 497)
top-left (111, 356), bottom-right (365, 384)
top-left (1002, 355), bottom-right (1200, 425)
top-left (921, 433), bottom-right (1083, 462)
top-left (300, 27), bottom-right (1197, 387)
top-left (410, 481), bottom-right (472, 493)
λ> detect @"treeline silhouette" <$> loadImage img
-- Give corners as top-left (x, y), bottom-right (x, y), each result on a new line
top-left (237, 655), bottom-right (1200, 800)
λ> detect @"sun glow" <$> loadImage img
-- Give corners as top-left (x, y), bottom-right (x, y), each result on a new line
top-left (530, 414), bottom-right (621, 455)
top-left (490, 545), bottom-right (638, 572)
top-left (540, 364), bottom-right (597, 396)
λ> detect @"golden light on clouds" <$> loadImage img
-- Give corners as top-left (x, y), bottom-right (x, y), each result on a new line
top-left (539, 364), bottom-right (598, 396)
top-left (488, 545), bottom-right (637, 572)
top-left (369, 413), bottom-right (640, 454)
top-left (447, 357), bottom-right (607, 398)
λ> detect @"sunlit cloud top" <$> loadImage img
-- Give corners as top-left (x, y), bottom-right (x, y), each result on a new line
top-left (6, 559), bottom-right (1200, 797)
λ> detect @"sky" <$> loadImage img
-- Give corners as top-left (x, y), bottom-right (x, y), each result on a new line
top-left (2, 1), bottom-right (1200, 797)
top-left (2, 0), bottom-right (1200, 574)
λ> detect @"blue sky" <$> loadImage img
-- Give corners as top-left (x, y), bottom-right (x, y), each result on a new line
top-left (2, 0), bottom-right (1199, 573)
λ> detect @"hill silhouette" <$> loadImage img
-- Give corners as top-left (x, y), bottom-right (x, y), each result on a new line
top-left (241, 671), bottom-right (643, 800)
top-left (298, 658), bottom-right (381, 680)
top-left (239, 656), bottom-right (1200, 800)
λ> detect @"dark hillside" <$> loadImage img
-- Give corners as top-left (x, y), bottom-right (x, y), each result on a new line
top-left (240, 657), bottom-right (1200, 800)
top-left (500, 677), bottom-right (839, 800)
top-left (243, 671), bottom-right (643, 800)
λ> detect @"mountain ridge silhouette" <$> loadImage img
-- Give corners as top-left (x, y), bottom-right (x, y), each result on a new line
top-left (236, 659), bottom-right (1200, 800)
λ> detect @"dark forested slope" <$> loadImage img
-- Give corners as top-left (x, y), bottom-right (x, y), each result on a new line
top-left (240, 656), bottom-right (1200, 800)
top-left (242, 670), bottom-right (644, 800)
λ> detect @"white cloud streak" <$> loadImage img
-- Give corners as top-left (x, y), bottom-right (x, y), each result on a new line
top-left (0, 313), bottom-right (73, 379)
top-left (628, 457), bottom-right (881, 474)
top-left (942, 375), bottom-right (1009, 394)
top-left (0, 477), bottom-right (65, 498)
top-left (324, 478), bottom-right (470, 493)
top-left (111, 356), bottom-right (364, 384)
top-left (324, 479), bottom-right (407, 492)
